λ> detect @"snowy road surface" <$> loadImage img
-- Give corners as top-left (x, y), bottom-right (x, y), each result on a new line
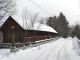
top-left (0, 37), bottom-right (80, 60)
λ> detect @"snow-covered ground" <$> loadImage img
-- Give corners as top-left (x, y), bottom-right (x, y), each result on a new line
top-left (0, 37), bottom-right (80, 60)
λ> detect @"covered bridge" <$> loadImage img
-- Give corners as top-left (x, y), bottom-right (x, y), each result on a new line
top-left (0, 16), bottom-right (57, 43)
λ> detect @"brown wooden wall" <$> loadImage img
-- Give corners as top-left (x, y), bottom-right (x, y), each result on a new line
top-left (23, 30), bottom-right (57, 42)
top-left (1, 16), bottom-right (24, 43)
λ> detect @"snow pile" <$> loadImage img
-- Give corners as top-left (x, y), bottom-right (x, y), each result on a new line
top-left (0, 37), bottom-right (80, 60)
top-left (72, 37), bottom-right (80, 54)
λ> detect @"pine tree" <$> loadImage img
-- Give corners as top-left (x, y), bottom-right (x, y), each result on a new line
top-left (57, 12), bottom-right (69, 37)
top-left (47, 12), bottom-right (69, 38)
top-left (72, 25), bottom-right (80, 39)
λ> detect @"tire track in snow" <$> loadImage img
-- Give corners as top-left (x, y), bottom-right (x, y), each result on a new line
top-left (56, 40), bottom-right (70, 60)
top-left (47, 40), bottom-right (68, 60)
top-left (34, 39), bottom-right (66, 60)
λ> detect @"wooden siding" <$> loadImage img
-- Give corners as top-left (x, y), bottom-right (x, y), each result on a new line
top-left (1, 16), bottom-right (24, 43)
top-left (23, 30), bottom-right (57, 42)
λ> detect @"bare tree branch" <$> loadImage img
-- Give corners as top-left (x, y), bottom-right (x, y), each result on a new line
top-left (0, 0), bottom-right (16, 21)
top-left (22, 8), bottom-right (39, 30)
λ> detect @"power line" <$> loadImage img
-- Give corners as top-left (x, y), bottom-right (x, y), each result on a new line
top-left (29, 0), bottom-right (51, 15)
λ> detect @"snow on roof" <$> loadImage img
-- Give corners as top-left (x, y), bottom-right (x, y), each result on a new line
top-left (34, 23), bottom-right (57, 33)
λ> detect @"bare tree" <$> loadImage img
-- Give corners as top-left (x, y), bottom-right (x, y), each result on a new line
top-left (22, 8), bottom-right (39, 30)
top-left (0, 0), bottom-right (16, 21)
top-left (30, 13), bottom-right (39, 30)
top-left (35, 17), bottom-right (48, 30)
top-left (39, 17), bottom-right (48, 24)
top-left (22, 8), bottom-right (41, 46)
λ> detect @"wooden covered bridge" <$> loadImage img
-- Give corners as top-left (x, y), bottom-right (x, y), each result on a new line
top-left (0, 16), bottom-right (57, 44)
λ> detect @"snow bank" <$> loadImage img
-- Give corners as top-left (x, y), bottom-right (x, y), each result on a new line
top-left (72, 37), bottom-right (80, 54)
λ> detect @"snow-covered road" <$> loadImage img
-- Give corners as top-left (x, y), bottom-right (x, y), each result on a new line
top-left (0, 37), bottom-right (80, 60)
top-left (33, 38), bottom-right (80, 60)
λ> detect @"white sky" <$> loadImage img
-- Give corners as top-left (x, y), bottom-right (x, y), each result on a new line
top-left (15, 0), bottom-right (80, 26)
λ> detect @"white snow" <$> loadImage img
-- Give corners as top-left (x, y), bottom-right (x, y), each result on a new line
top-left (34, 23), bottom-right (57, 33)
top-left (72, 37), bottom-right (80, 54)
top-left (0, 37), bottom-right (80, 60)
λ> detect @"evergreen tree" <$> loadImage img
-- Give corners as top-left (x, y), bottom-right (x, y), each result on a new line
top-left (72, 25), bottom-right (80, 39)
top-left (47, 12), bottom-right (69, 38)
top-left (47, 16), bottom-right (58, 30)
top-left (57, 12), bottom-right (69, 37)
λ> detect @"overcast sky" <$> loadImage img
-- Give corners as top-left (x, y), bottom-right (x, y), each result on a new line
top-left (15, 0), bottom-right (80, 26)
